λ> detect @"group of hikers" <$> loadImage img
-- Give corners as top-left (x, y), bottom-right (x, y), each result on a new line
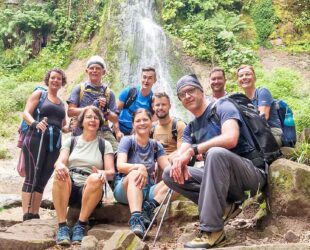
top-left (20, 55), bottom-right (283, 248)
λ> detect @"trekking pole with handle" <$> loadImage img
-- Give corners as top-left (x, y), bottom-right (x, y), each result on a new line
top-left (27, 117), bottom-right (48, 215)
top-left (152, 189), bottom-right (173, 246)
top-left (142, 188), bottom-right (173, 241)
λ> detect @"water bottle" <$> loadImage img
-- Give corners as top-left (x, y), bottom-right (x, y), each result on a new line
top-left (284, 112), bottom-right (295, 127)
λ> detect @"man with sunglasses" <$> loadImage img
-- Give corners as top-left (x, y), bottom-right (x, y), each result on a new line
top-left (162, 74), bottom-right (266, 249)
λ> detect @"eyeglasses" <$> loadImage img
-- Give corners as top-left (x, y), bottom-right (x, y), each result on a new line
top-left (85, 115), bottom-right (99, 120)
top-left (178, 87), bottom-right (197, 100)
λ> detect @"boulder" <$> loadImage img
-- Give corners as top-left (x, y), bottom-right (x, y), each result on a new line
top-left (268, 159), bottom-right (310, 220)
top-left (87, 223), bottom-right (128, 241)
top-left (164, 200), bottom-right (198, 221)
top-left (81, 235), bottom-right (98, 250)
top-left (0, 218), bottom-right (57, 250)
top-left (103, 230), bottom-right (148, 250)
top-left (67, 202), bottom-right (130, 226)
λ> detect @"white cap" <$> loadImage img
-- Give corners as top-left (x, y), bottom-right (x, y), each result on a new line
top-left (86, 55), bottom-right (106, 69)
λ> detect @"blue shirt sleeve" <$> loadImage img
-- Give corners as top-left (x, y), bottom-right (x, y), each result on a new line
top-left (216, 99), bottom-right (242, 126)
top-left (119, 87), bottom-right (130, 103)
top-left (67, 84), bottom-right (81, 105)
top-left (182, 124), bottom-right (192, 144)
top-left (257, 87), bottom-right (273, 107)
top-left (156, 141), bottom-right (166, 159)
top-left (108, 90), bottom-right (117, 113)
top-left (117, 136), bottom-right (132, 154)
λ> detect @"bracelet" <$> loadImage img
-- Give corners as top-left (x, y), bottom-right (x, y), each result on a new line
top-left (31, 121), bottom-right (39, 129)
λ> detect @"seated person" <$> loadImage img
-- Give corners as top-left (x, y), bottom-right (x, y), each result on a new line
top-left (53, 106), bottom-right (114, 246)
top-left (114, 108), bottom-right (171, 238)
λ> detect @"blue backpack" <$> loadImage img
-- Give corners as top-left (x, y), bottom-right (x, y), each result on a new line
top-left (17, 86), bottom-right (47, 148)
top-left (275, 99), bottom-right (297, 147)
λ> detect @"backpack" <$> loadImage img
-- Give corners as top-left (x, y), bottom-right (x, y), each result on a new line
top-left (275, 99), bottom-right (297, 147)
top-left (123, 86), bottom-right (154, 114)
top-left (150, 117), bottom-right (179, 141)
top-left (207, 93), bottom-right (281, 168)
top-left (16, 86), bottom-right (47, 177)
top-left (79, 82), bottom-right (111, 125)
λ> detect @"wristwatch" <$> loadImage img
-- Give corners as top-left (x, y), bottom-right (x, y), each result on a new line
top-left (191, 144), bottom-right (199, 156)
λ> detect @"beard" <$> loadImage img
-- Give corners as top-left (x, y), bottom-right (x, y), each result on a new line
top-left (156, 112), bottom-right (169, 119)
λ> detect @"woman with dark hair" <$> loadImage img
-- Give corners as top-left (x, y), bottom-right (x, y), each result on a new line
top-left (52, 106), bottom-right (114, 246)
top-left (22, 68), bottom-right (68, 221)
top-left (114, 108), bottom-right (171, 238)
top-left (237, 65), bottom-right (282, 146)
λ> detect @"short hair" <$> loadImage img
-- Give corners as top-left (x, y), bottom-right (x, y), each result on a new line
top-left (132, 108), bottom-right (153, 123)
top-left (153, 92), bottom-right (170, 103)
top-left (44, 68), bottom-right (67, 86)
top-left (142, 66), bottom-right (156, 79)
top-left (209, 67), bottom-right (226, 79)
top-left (237, 65), bottom-right (256, 80)
top-left (77, 106), bottom-right (104, 129)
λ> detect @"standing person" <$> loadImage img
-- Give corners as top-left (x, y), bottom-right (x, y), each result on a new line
top-left (114, 108), bottom-right (171, 238)
top-left (207, 67), bottom-right (227, 102)
top-left (117, 67), bottom-right (156, 135)
top-left (162, 74), bottom-right (266, 249)
top-left (22, 69), bottom-right (68, 221)
top-left (67, 55), bottom-right (122, 151)
top-left (237, 65), bottom-right (282, 146)
top-left (152, 92), bottom-right (186, 161)
top-left (53, 106), bottom-right (114, 246)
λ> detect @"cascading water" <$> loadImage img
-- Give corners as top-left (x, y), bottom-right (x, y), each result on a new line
top-left (118, 0), bottom-right (182, 116)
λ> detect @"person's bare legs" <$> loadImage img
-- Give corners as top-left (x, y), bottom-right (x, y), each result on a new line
top-left (52, 176), bottom-right (72, 223)
top-left (78, 174), bottom-right (103, 222)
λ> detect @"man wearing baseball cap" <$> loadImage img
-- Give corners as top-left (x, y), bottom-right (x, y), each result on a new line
top-left (162, 74), bottom-right (266, 248)
top-left (67, 55), bottom-right (122, 151)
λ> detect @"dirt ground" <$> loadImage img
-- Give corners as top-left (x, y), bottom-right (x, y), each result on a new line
top-left (0, 50), bottom-right (309, 249)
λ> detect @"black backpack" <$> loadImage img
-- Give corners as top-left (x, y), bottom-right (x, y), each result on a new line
top-left (123, 87), bottom-right (154, 114)
top-left (150, 117), bottom-right (179, 141)
top-left (211, 93), bottom-right (281, 166)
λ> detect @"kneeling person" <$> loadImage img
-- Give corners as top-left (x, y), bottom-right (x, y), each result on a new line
top-left (53, 106), bottom-right (114, 246)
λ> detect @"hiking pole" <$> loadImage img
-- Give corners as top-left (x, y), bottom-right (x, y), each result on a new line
top-left (142, 188), bottom-right (172, 241)
top-left (27, 117), bottom-right (48, 216)
top-left (153, 189), bottom-right (173, 246)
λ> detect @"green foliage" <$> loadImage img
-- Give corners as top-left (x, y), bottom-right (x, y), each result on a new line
top-left (289, 142), bottom-right (310, 165)
top-left (250, 0), bottom-right (277, 44)
top-left (161, 0), bottom-right (257, 70)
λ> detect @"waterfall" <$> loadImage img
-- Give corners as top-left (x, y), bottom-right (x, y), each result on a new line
top-left (118, 0), bottom-right (181, 116)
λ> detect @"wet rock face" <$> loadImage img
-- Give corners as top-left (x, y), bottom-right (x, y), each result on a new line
top-left (268, 158), bottom-right (310, 220)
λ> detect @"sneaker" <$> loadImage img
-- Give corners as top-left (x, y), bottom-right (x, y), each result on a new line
top-left (23, 213), bottom-right (33, 221)
top-left (128, 215), bottom-right (145, 238)
top-left (71, 223), bottom-right (85, 244)
top-left (223, 203), bottom-right (242, 224)
top-left (184, 230), bottom-right (226, 248)
top-left (56, 226), bottom-right (71, 246)
top-left (32, 214), bottom-right (40, 219)
top-left (142, 201), bottom-right (155, 228)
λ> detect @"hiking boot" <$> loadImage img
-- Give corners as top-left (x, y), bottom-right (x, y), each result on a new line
top-left (71, 222), bottom-right (85, 244)
top-left (128, 215), bottom-right (145, 238)
top-left (184, 230), bottom-right (226, 248)
top-left (23, 213), bottom-right (33, 221)
top-left (32, 214), bottom-right (40, 219)
top-left (56, 225), bottom-right (71, 246)
top-left (142, 201), bottom-right (156, 228)
top-left (223, 203), bottom-right (242, 225)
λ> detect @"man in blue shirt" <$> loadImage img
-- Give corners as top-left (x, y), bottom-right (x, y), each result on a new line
top-left (67, 55), bottom-right (122, 151)
top-left (117, 67), bottom-right (156, 135)
top-left (162, 74), bottom-right (266, 249)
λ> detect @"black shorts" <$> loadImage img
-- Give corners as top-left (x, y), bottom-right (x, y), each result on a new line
top-left (69, 178), bottom-right (103, 208)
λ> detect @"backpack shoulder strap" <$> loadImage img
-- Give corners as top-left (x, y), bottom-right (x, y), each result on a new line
top-left (36, 89), bottom-right (48, 121)
top-left (171, 117), bottom-right (178, 141)
top-left (104, 86), bottom-right (111, 103)
top-left (150, 121), bottom-right (157, 139)
top-left (151, 139), bottom-right (158, 160)
top-left (98, 137), bottom-right (105, 157)
top-left (69, 136), bottom-right (77, 155)
top-left (79, 82), bottom-right (86, 103)
top-left (124, 87), bottom-right (138, 109)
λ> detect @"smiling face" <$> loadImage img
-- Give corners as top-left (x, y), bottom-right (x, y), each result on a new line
top-left (237, 66), bottom-right (256, 90)
top-left (178, 86), bottom-right (204, 113)
top-left (48, 71), bottom-right (63, 91)
top-left (86, 64), bottom-right (105, 85)
top-left (82, 109), bottom-right (101, 132)
top-left (209, 71), bottom-right (226, 94)
top-left (133, 110), bottom-right (152, 136)
top-left (141, 70), bottom-right (156, 91)
top-left (153, 96), bottom-right (171, 119)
